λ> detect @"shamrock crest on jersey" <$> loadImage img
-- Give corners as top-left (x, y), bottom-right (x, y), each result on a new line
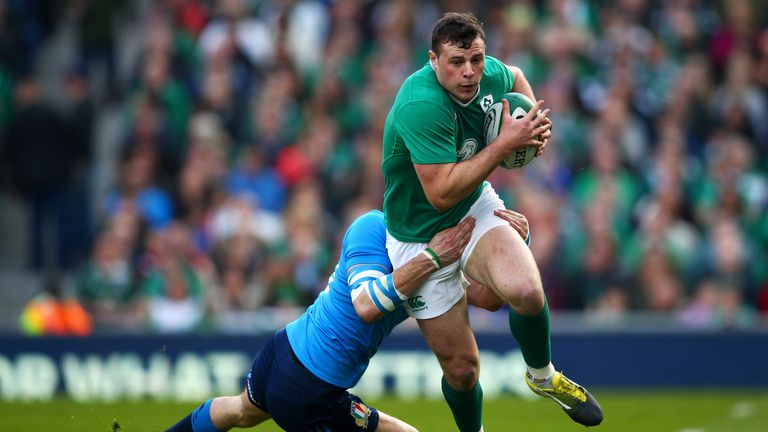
top-left (480, 94), bottom-right (494, 112)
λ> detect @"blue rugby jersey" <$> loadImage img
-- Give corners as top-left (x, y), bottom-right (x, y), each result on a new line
top-left (286, 210), bottom-right (409, 388)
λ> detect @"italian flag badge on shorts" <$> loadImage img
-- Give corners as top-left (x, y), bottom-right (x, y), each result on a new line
top-left (350, 401), bottom-right (371, 428)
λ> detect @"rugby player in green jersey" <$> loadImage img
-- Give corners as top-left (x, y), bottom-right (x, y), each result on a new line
top-left (382, 12), bottom-right (603, 430)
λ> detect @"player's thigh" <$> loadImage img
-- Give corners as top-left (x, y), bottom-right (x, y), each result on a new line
top-left (376, 411), bottom-right (419, 432)
top-left (209, 392), bottom-right (272, 428)
top-left (465, 224), bottom-right (543, 307)
top-left (417, 296), bottom-right (479, 381)
top-left (238, 390), bottom-right (271, 426)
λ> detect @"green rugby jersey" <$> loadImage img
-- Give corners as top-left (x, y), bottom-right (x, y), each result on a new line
top-left (382, 55), bottom-right (515, 242)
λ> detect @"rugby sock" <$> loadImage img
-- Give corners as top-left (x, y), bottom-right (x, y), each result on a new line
top-left (508, 299), bottom-right (552, 370)
top-left (528, 362), bottom-right (556, 381)
top-left (166, 399), bottom-right (220, 432)
top-left (441, 376), bottom-right (483, 432)
top-left (165, 414), bottom-right (192, 432)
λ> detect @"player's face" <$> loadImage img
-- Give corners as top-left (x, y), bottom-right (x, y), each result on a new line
top-left (430, 37), bottom-right (486, 103)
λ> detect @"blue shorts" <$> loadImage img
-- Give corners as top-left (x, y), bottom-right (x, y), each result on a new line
top-left (246, 329), bottom-right (380, 432)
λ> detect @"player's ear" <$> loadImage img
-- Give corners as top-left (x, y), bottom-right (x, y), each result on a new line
top-left (428, 51), bottom-right (438, 70)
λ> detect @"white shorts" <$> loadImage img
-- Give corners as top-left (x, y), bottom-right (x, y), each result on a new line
top-left (386, 184), bottom-right (509, 319)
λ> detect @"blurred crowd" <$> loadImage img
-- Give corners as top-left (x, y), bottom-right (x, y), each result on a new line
top-left (0, 0), bottom-right (766, 334)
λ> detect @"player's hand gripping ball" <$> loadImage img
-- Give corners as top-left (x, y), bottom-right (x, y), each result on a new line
top-left (483, 92), bottom-right (541, 169)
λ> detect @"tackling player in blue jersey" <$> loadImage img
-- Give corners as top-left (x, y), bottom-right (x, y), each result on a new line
top-left (165, 209), bottom-right (526, 432)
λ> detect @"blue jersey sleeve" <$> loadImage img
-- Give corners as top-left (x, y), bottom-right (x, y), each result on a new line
top-left (343, 211), bottom-right (392, 277)
top-left (342, 211), bottom-right (405, 313)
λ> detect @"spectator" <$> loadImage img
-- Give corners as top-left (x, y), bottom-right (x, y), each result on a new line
top-left (128, 50), bottom-right (191, 166)
top-left (635, 246), bottom-right (684, 311)
top-left (76, 226), bottom-right (142, 331)
top-left (208, 234), bottom-right (268, 314)
top-left (692, 214), bottom-right (762, 301)
top-left (62, 68), bottom-right (96, 264)
top-left (139, 221), bottom-right (212, 333)
top-left (4, 77), bottom-right (78, 270)
top-left (72, 0), bottom-right (120, 101)
top-left (681, 279), bottom-right (757, 329)
top-left (225, 144), bottom-right (287, 214)
top-left (103, 148), bottom-right (174, 231)
top-left (198, 0), bottom-right (270, 101)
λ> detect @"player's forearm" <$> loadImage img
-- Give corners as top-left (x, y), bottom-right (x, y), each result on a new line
top-left (391, 252), bottom-right (441, 296)
top-left (423, 142), bottom-right (510, 210)
top-left (353, 253), bottom-right (438, 322)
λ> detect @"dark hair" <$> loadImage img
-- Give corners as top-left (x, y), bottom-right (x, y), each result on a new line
top-left (431, 12), bottom-right (486, 55)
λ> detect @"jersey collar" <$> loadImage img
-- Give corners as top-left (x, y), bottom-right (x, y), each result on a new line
top-left (447, 86), bottom-right (480, 108)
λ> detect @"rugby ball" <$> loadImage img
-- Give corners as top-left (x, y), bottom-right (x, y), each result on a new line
top-left (483, 92), bottom-right (539, 169)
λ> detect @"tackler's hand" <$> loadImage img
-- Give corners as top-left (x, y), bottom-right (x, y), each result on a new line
top-left (427, 217), bottom-right (476, 268)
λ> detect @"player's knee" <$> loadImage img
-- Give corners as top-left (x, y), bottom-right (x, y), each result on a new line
top-left (234, 408), bottom-right (263, 428)
top-left (509, 282), bottom-right (545, 315)
top-left (493, 271), bottom-right (541, 305)
top-left (236, 393), bottom-right (266, 427)
top-left (443, 356), bottom-right (480, 390)
top-left (499, 271), bottom-right (542, 312)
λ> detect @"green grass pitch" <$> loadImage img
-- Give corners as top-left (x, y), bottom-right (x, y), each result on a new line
top-left (1, 390), bottom-right (767, 431)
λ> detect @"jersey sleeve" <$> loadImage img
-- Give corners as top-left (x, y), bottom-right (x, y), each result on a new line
top-left (397, 102), bottom-right (457, 164)
top-left (343, 213), bottom-right (392, 300)
top-left (503, 61), bottom-right (515, 92)
top-left (486, 56), bottom-right (516, 92)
